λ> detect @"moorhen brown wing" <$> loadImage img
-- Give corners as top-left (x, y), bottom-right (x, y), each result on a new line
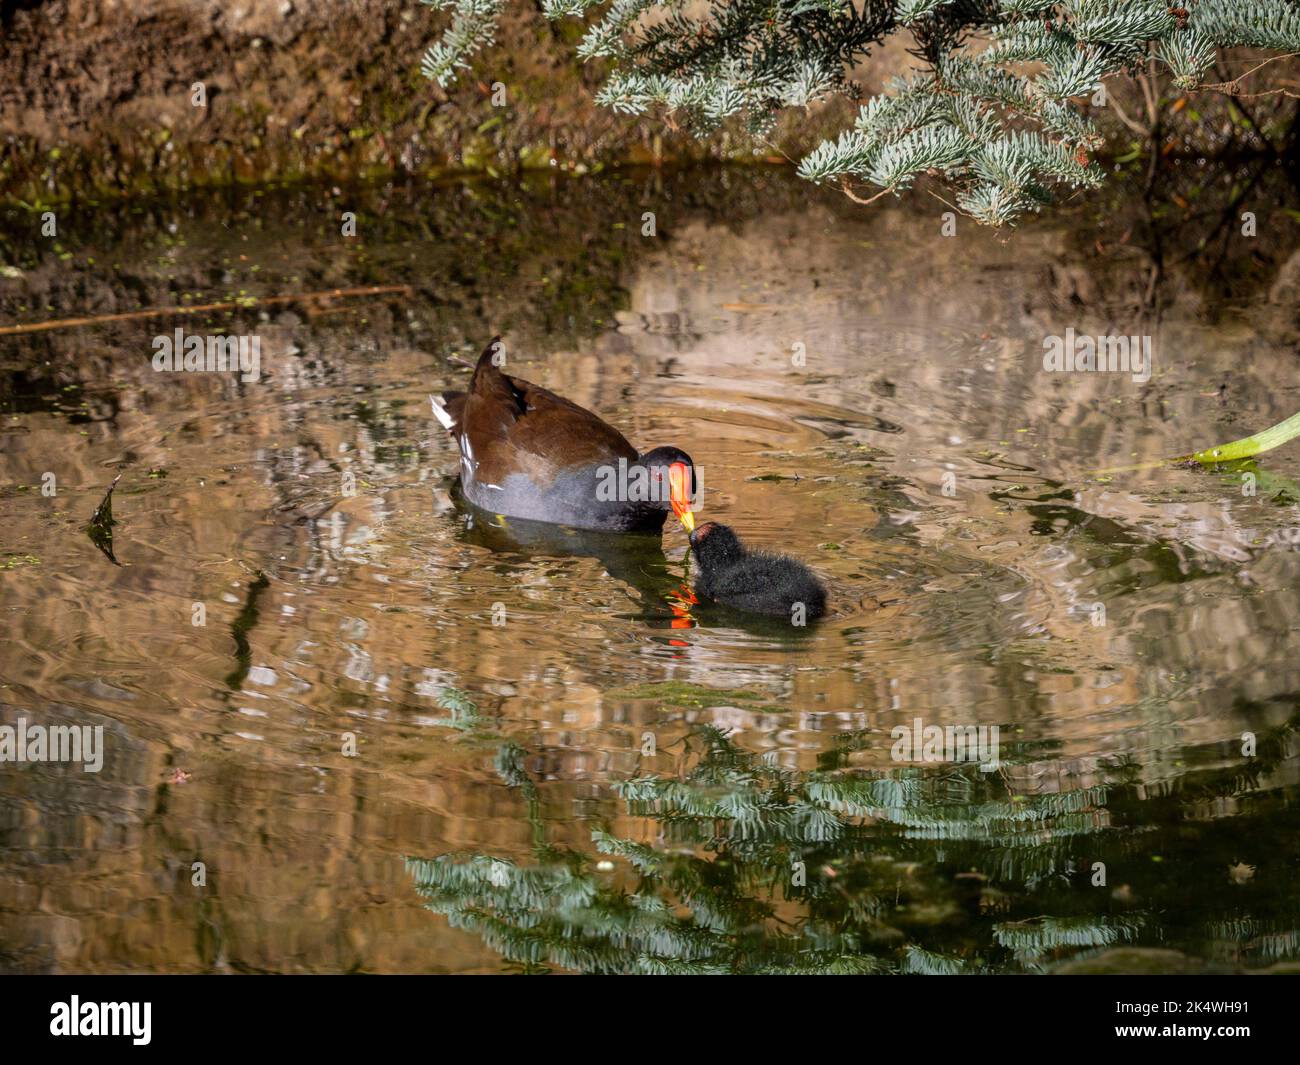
top-left (432, 338), bottom-right (694, 533)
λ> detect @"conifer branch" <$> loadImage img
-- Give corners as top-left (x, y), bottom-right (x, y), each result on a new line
top-left (416, 0), bottom-right (1300, 224)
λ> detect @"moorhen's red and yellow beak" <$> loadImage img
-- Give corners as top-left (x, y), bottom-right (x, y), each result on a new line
top-left (668, 462), bottom-right (694, 532)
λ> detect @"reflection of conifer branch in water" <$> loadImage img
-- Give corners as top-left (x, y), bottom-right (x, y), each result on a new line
top-left (408, 715), bottom-right (1300, 973)
top-left (901, 943), bottom-right (966, 975)
top-left (995, 913), bottom-right (1147, 953)
top-left (426, 685), bottom-right (512, 746)
top-left (432, 684), bottom-right (483, 730)
top-left (406, 728), bottom-right (877, 972)
top-left (407, 727), bottom-right (910, 972)
top-left (494, 741), bottom-right (555, 859)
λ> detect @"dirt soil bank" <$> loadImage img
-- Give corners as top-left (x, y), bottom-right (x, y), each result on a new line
top-left (2, 1), bottom-right (1294, 220)
top-left (0, 0), bottom-right (860, 206)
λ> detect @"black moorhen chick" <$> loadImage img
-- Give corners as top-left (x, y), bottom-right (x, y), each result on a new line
top-left (431, 338), bottom-right (696, 533)
top-left (688, 522), bottom-right (827, 620)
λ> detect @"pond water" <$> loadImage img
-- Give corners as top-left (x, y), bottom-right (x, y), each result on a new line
top-left (2, 166), bottom-right (1300, 973)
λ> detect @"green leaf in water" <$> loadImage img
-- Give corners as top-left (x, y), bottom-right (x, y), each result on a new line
top-left (1186, 410), bottom-right (1300, 465)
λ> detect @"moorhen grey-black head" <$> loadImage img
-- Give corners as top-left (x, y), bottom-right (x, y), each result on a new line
top-left (431, 337), bottom-right (696, 534)
top-left (688, 522), bottom-right (827, 620)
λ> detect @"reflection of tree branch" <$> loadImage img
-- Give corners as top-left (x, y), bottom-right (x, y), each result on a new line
top-left (410, 713), bottom-right (1300, 974)
top-left (1202, 158), bottom-right (1272, 280)
top-left (86, 472), bottom-right (123, 566)
top-left (223, 571), bottom-right (270, 692)
top-left (0, 285), bottom-right (413, 337)
top-left (495, 742), bottom-right (553, 859)
top-left (1142, 44), bottom-right (1163, 196)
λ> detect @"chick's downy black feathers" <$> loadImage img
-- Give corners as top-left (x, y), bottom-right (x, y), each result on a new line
top-left (688, 522), bottom-right (827, 620)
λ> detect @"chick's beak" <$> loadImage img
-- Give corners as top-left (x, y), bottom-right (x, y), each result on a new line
top-left (668, 462), bottom-right (695, 532)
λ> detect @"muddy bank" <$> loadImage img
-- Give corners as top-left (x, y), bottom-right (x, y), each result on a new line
top-left (0, 0), bottom-right (865, 206)
top-left (8, 0), bottom-right (1294, 213)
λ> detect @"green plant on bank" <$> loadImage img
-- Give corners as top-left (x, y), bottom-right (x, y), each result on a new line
top-left (417, 0), bottom-right (1300, 225)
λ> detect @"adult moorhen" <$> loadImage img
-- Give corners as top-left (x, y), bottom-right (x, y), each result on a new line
top-left (688, 522), bottom-right (827, 620)
top-left (431, 338), bottom-right (696, 533)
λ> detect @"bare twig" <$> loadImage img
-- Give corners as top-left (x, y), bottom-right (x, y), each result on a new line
top-left (839, 177), bottom-right (894, 206)
top-left (1207, 58), bottom-right (1280, 153)
top-left (1102, 76), bottom-right (1152, 137)
top-left (757, 135), bottom-right (797, 165)
top-left (1198, 51), bottom-right (1300, 94)
top-left (0, 284), bottom-right (414, 337)
top-left (1197, 85), bottom-right (1300, 101)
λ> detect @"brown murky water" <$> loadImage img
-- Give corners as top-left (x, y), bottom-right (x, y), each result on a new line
top-left (2, 167), bottom-right (1300, 973)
